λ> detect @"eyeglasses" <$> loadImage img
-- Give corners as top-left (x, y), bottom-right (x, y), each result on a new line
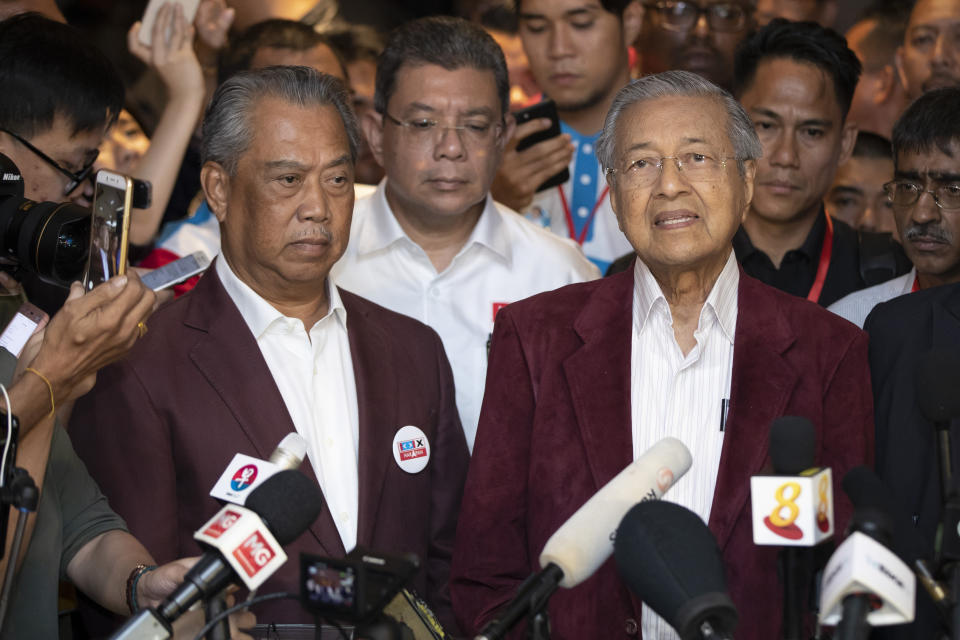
top-left (0, 127), bottom-right (99, 196)
top-left (644, 1), bottom-right (750, 33)
top-left (883, 180), bottom-right (960, 210)
top-left (382, 112), bottom-right (503, 148)
top-left (605, 152), bottom-right (733, 187)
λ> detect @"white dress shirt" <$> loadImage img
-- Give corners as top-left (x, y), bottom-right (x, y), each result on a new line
top-left (216, 257), bottom-right (360, 550)
top-left (631, 251), bottom-right (739, 640)
top-left (330, 181), bottom-right (600, 451)
top-left (827, 268), bottom-right (916, 328)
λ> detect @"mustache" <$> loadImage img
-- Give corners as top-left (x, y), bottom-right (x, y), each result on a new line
top-left (290, 226), bottom-right (333, 242)
top-left (905, 221), bottom-right (952, 243)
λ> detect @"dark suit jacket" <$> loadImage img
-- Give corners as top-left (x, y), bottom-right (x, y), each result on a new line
top-left (865, 282), bottom-right (960, 640)
top-left (451, 265), bottom-right (874, 640)
top-left (69, 268), bottom-right (470, 629)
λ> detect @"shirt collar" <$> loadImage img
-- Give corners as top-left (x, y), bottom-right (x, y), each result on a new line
top-left (215, 255), bottom-right (347, 340)
top-left (733, 207), bottom-right (827, 264)
top-left (633, 250), bottom-right (739, 344)
top-left (356, 179), bottom-right (513, 266)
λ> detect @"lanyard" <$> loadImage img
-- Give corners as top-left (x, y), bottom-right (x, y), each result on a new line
top-left (558, 185), bottom-right (610, 246)
top-left (806, 214), bottom-right (834, 304)
top-left (912, 273), bottom-right (920, 293)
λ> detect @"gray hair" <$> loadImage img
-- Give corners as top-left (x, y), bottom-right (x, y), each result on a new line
top-left (202, 65), bottom-right (362, 175)
top-left (596, 70), bottom-right (763, 176)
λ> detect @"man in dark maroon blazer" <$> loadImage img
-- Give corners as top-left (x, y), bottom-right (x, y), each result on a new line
top-left (451, 71), bottom-right (874, 640)
top-left (70, 67), bottom-right (469, 631)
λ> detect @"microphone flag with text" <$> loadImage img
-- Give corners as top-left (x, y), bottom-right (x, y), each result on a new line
top-left (209, 433), bottom-right (308, 505)
top-left (474, 437), bottom-right (693, 640)
top-left (614, 500), bottom-right (737, 640)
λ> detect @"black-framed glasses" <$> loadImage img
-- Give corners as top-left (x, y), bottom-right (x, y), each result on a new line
top-left (883, 180), bottom-right (960, 210)
top-left (604, 152), bottom-right (734, 187)
top-left (0, 127), bottom-right (98, 196)
top-left (645, 1), bottom-right (750, 33)
top-left (381, 112), bottom-right (504, 147)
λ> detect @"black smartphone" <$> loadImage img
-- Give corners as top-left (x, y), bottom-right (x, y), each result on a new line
top-left (513, 99), bottom-right (570, 193)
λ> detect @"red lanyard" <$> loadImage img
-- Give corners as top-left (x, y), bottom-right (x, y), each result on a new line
top-left (912, 273), bottom-right (920, 293)
top-left (806, 214), bottom-right (834, 304)
top-left (558, 185), bottom-right (610, 246)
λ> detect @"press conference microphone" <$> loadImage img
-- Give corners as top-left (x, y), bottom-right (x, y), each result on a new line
top-left (917, 348), bottom-right (960, 499)
top-left (819, 507), bottom-right (915, 638)
top-left (269, 433), bottom-right (308, 469)
top-left (614, 501), bottom-right (737, 640)
top-left (112, 470), bottom-right (323, 639)
top-left (751, 417), bottom-right (831, 640)
top-left (474, 437), bottom-right (692, 640)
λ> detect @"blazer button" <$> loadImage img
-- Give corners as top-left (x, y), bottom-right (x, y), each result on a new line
top-left (624, 618), bottom-right (638, 635)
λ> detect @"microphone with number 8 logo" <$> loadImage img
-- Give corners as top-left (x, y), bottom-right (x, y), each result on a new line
top-left (111, 470), bottom-right (323, 640)
top-left (749, 417), bottom-right (835, 640)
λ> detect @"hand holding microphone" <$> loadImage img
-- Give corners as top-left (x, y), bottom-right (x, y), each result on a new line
top-left (475, 437), bottom-right (692, 640)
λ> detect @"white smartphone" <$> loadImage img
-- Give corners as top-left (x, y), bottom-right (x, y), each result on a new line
top-left (0, 302), bottom-right (48, 358)
top-left (83, 170), bottom-right (133, 291)
top-left (139, 251), bottom-right (211, 291)
top-left (138, 0), bottom-right (201, 46)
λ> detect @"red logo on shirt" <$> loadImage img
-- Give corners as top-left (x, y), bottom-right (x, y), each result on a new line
top-left (492, 302), bottom-right (510, 321)
top-left (232, 531), bottom-right (276, 577)
top-left (203, 509), bottom-right (242, 539)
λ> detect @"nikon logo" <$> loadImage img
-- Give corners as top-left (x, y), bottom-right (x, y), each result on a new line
top-left (2, 173), bottom-right (20, 181)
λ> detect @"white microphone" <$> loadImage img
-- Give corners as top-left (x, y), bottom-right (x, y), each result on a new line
top-left (539, 436), bottom-right (693, 587)
top-left (819, 530), bottom-right (916, 628)
top-left (209, 433), bottom-right (307, 505)
top-left (476, 437), bottom-right (692, 640)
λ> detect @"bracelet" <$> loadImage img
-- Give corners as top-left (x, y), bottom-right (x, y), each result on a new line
top-left (23, 367), bottom-right (54, 418)
top-left (126, 563), bottom-right (158, 615)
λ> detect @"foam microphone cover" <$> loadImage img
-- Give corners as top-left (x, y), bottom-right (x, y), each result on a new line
top-left (245, 469), bottom-right (323, 545)
top-left (917, 348), bottom-right (960, 424)
top-left (614, 501), bottom-right (737, 640)
top-left (769, 416), bottom-right (816, 474)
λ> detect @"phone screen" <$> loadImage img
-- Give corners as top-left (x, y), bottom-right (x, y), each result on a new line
top-left (84, 172), bottom-right (131, 290)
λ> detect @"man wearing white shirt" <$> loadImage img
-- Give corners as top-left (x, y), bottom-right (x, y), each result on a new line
top-left (829, 87), bottom-right (960, 328)
top-left (331, 16), bottom-right (599, 451)
top-left (71, 66), bottom-right (469, 631)
top-left (453, 71), bottom-right (874, 640)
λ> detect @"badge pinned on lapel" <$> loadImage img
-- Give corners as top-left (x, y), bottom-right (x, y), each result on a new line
top-left (393, 425), bottom-right (430, 474)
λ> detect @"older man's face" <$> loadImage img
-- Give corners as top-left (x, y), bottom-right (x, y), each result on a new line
top-left (638, 0), bottom-right (754, 91)
top-left (607, 95), bottom-right (755, 273)
top-left (891, 142), bottom-right (960, 284)
top-left (207, 96), bottom-right (355, 297)
top-left (897, 0), bottom-right (960, 101)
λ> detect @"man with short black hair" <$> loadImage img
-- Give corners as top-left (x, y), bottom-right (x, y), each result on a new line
top-left (332, 16), bottom-right (597, 452)
top-left (896, 0), bottom-right (960, 103)
top-left (732, 19), bottom-right (910, 307)
top-left (831, 87), bottom-right (960, 327)
top-left (825, 131), bottom-right (896, 236)
top-left (490, 0), bottom-right (641, 272)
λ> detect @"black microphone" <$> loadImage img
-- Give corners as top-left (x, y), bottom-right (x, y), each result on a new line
top-left (112, 470), bottom-right (322, 639)
top-left (917, 348), bottom-right (960, 499)
top-left (614, 500), bottom-right (736, 640)
top-left (769, 416), bottom-right (818, 640)
top-left (834, 508), bottom-right (897, 640)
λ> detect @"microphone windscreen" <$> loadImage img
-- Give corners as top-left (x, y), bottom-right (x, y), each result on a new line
top-left (614, 501), bottom-right (736, 639)
top-left (842, 466), bottom-right (927, 563)
top-left (245, 469), bottom-right (323, 545)
top-left (769, 416), bottom-right (816, 475)
top-left (917, 348), bottom-right (960, 423)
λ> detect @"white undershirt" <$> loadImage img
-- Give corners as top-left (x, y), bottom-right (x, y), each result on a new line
top-left (216, 258), bottom-right (360, 551)
top-left (631, 251), bottom-right (738, 640)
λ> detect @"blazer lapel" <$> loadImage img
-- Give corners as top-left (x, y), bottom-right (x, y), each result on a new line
top-left (709, 274), bottom-right (799, 551)
top-left (341, 290), bottom-right (399, 548)
top-left (562, 270), bottom-right (635, 491)
top-left (185, 267), bottom-right (346, 557)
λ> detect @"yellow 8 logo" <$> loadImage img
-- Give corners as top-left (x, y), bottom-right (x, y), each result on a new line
top-left (769, 481), bottom-right (801, 528)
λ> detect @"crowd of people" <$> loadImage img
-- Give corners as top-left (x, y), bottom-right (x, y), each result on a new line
top-left (0, 0), bottom-right (958, 638)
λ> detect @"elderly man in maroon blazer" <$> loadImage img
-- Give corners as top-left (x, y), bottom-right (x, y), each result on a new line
top-left (69, 66), bottom-right (469, 631)
top-left (451, 70), bottom-right (874, 640)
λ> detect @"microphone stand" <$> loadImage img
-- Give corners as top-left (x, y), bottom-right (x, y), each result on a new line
top-left (0, 468), bottom-right (39, 630)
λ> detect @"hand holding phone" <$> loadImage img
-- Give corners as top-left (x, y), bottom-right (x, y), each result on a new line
top-left (0, 303), bottom-right (48, 358)
top-left (491, 100), bottom-right (574, 212)
top-left (83, 170), bottom-right (133, 291)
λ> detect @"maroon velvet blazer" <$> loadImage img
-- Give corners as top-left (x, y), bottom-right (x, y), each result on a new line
top-left (70, 266), bottom-right (469, 629)
top-left (451, 266), bottom-right (874, 640)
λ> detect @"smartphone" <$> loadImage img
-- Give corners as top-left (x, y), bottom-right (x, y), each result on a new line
top-left (139, 0), bottom-right (201, 46)
top-left (83, 170), bottom-right (133, 291)
top-left (513, 99), bottom-right (570, 192)
top-left (0, 302), bottom-right (47, 358)
top-left (139, 251), bottom-right (211, 291)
